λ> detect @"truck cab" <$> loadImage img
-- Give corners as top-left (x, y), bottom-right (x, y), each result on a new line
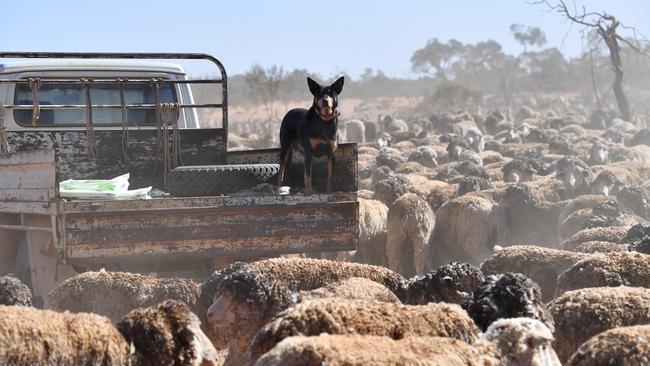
top-left (0, 52), bottom-right (358, 304)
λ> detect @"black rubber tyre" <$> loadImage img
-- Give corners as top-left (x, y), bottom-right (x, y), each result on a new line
top-left (167, 164), bottom-right (280, 197)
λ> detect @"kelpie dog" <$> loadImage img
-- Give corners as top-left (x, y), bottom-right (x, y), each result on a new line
top-left (277, 76), bottom-right (344, 193)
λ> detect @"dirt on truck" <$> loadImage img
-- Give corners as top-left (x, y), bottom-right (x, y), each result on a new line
top-left (0, 52), bottom-right (358, 304)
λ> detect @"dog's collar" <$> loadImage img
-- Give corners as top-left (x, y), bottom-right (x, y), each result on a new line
top-left (316, 108), bottom-right (340, 121)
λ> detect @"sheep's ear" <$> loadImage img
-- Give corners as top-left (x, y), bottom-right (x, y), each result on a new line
top-left (527, 333), bottom-right (554, 348)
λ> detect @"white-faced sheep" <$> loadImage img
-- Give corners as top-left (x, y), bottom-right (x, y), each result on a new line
top-left (250, 298), bottom-right (479, 364)
top-left (254, 335), bottom-right (481, 366)
top-left (0, 275), bottom-right (31, 306)
top-left (355, 198), bottom-right (389, 266)
top-left (550, 286), bottom-right (650, 362)
top-left (0, 300), bottom-right (218, 366)
top-left (386, 193), bottom-right (435, 277)
top-left (556, 252), bottom-right (650, 296)
top-left (429, 194), bottom-right (508, 268)
top-left (480, 245), bottom-right (588, 300)
top-left (403, 262), bottom-right (484, 305)
top-left (566, 324), bottom-right (650, 366)
top-left (463, 273), bottom-right (554, 332)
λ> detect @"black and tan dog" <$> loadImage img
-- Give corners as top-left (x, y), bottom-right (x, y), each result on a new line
top-left (277, 76), bottom-right (344, 193)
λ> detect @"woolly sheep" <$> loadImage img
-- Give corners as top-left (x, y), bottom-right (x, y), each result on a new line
top-left (566, 324), bottom-right (650, 366)
top-left (386, 193), bottom-right (435, 277)
top-left (556, 252), bottom-right (650, 296)
top-left (572, 241), bottom-right (629, 253)
top-left (550, 286), bottom-right (650, 362)
top-left (355, 198), bottom-right (389, 266)
top-left (428, 195), bottom-right (507, 268)
top-left (480, 245), bottom-right (587, 300)
top-left (0, 275), bottom-right (32, 306)
top-left (250, 298), bottom-right (479, 363)
top-left (254, 335), bottom-right (481, 366)
top-left (561, 226), bottom-right (629, 250)
top-left (463, 273), bottom-right (554, 332)
top-left (344, 119), bottom-right (365, 143)
top-left (404, 262), bottom-right (484, 305)
top-left (0, 300), bottom-right (218, 366)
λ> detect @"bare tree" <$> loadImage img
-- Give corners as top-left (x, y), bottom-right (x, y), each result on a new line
top-left (537, 0), bottom-right (649, 121)
top-left (244, 64), bottom-right (285, 120)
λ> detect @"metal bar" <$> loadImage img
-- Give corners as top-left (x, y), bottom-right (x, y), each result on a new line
top-left (0, 223), bottom-right (53, 232)
top-left (0, 78), bottom-right (223, 84)
top-left (4, 103), bottom-right (223, 109)
top-left (0, 51), bottom-right (228, 136)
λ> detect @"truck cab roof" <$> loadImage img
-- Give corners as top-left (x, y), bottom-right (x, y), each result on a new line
top-left (0, 60), bottom-right (187, 75)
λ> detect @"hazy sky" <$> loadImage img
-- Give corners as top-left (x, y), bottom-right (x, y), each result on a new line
top-left (2, 1), bottom-right (649, 78)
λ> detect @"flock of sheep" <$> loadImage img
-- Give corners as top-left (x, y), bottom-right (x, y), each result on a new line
top-left (3, 105), bottom-right (650, 365)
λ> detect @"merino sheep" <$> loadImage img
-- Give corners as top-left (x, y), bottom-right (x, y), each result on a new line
top-left (404, 262), bottom-right (484, 305)
top-left (572, 241), bottom-right (629, 253)
top-left (463, 273), bottom-right (554, 332)
top-left (480, 245), bottom-right (588, 300)
top-left (355, 198), bottom-right (389, 266)
top-left (556, 252), bottom-right (650, 295)
top-left (250, 299), bottom-right (479, 363)
top-left (561, 226), bottom-right (630, 250)
top-left (566, 324), bottom-right (650, 366)
top-left (429, 195), bottom-right (508, 268)
top-left (386, 193), bottom-right (435, 277)
top-left (550, 286), bottom-right (650, 362)
top-left (407, 145), bottom-right (438, 168)
top-left (206, 266), bottom-right (402, 366)
top-left (473, 317), bottom-right (561, 366)
top-left (0, 275), bottom-right (32, 306)
top-left (255, 335), bottom-right (481, 366)
top-left (0, 300), bottom-right (218, 366)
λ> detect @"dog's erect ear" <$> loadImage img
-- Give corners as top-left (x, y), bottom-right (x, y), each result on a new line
top-left (331, 76), bottom-right (344, 94)
top-left (307, 77), bottom-right (321, 96)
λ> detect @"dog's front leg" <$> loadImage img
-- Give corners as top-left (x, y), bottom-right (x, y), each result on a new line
top-left (303, 152), bottom-right (313, 194)
top-left (326, 151), bottom-right (336, 193)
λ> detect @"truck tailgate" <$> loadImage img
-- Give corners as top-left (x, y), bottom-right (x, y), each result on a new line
top-left (59, 194), bottom-right (358, 263)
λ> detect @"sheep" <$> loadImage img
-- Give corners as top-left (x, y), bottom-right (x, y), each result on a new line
top-left (556, 252), bottom-right (650, 296)
top-left (404, 262), bottom-right (484, 305)
top-left (373, 175), bottom-right (410, 205)
top-left (464, 126), bottom-right (485, 153)
top-left (0, 275), bottom-right (32, 306)
top-left (428, 194), bottom-right (508, 268)
top-left (502, 158), bottom-right (537, 183)
top-left (572, 241), bottom-right (629, 253)
top-left (254, 335), bottom-right (481, 366)
top-left (355, 198), bottom-right (389, 266)
top-left (473, 317), bottom-right (561, 366)
top-left (364, 120), bottom-right (379, 142)
top-left (343, 119), bottom-right (365, 143)
top-left (407, 145), bottom-right (438, 168)
top-left (250, 299), bottom-right (479, 363)
top-left (463, 273), bottom-right (554, 332)
top-left (616, 185), bottom-right (650, 219)
top-left (480, 245), bottom-right (588, 300)
top-left (206, 265), bottom-right (404, 366)
top-left (566, 324), bottom-right (650, 366)
top-left (561, 226), bottom-right (630, 250)
top-left (386, 193), bottom-right (434, 277)
top-left (455, 175), bottom-right (495, 197)
top-left (550, 286), bottom-right (650, 362)
top-left (0, 300), bottom-right (218, 366)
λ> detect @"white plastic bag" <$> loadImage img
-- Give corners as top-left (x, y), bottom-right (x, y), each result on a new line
top-left (59, 174), bottom-right (132, 200)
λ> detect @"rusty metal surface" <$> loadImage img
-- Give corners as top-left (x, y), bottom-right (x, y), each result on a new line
top-left (228, 143), bottom-right (359, 192)
top-left (62, 198), bottom-right (358, 262)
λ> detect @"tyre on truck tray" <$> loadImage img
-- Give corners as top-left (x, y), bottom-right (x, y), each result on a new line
top-left (167, 164), bottom-right (280, 197)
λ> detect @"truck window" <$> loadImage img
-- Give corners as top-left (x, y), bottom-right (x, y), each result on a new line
top-left (14, 81), bottom-right (177, 127)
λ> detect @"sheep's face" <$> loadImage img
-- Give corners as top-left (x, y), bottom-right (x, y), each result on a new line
top-left (590, 172), bottom-right (621, 196)
top-left (589, 144), bottom-right (609, 165)
top-left (184, 315), bottom-right (220, 366)
top-left (464, 131), bottom-right (484, 153)
top-left (207, 292), bottom-right (237, 328)
top-left (559, 163), bottom-right (589, 194)
top-left (481, 318), bottom-right (559, 366)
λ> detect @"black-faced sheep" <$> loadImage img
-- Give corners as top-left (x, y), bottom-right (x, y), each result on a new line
top-left (463, 273), bottom-right (554, 332)
top-left (403, 262), bottom-right (484, 305)
top-left (428, 194), bottom-right (507, 268)
top-left (566, 324), bottom-right (650, 366)
top-left (556, 252), bottom-right (650, 296)
top-left (0, 300), bottom-right (218, 366)
top-left (386, 193), bottom-right (434, 277)
top-left (250, 299), bottom-right (479, 364)
top-left (480, 245), bottom-right (588, 300)
top-left (0, 275), bottom-right (32, 306)
top-left (455, 175), bottom-right (495, 197)
top-left (254, 335), bottom-right (480, 366)
top-left (550, 286), bottom-right (650, 362)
